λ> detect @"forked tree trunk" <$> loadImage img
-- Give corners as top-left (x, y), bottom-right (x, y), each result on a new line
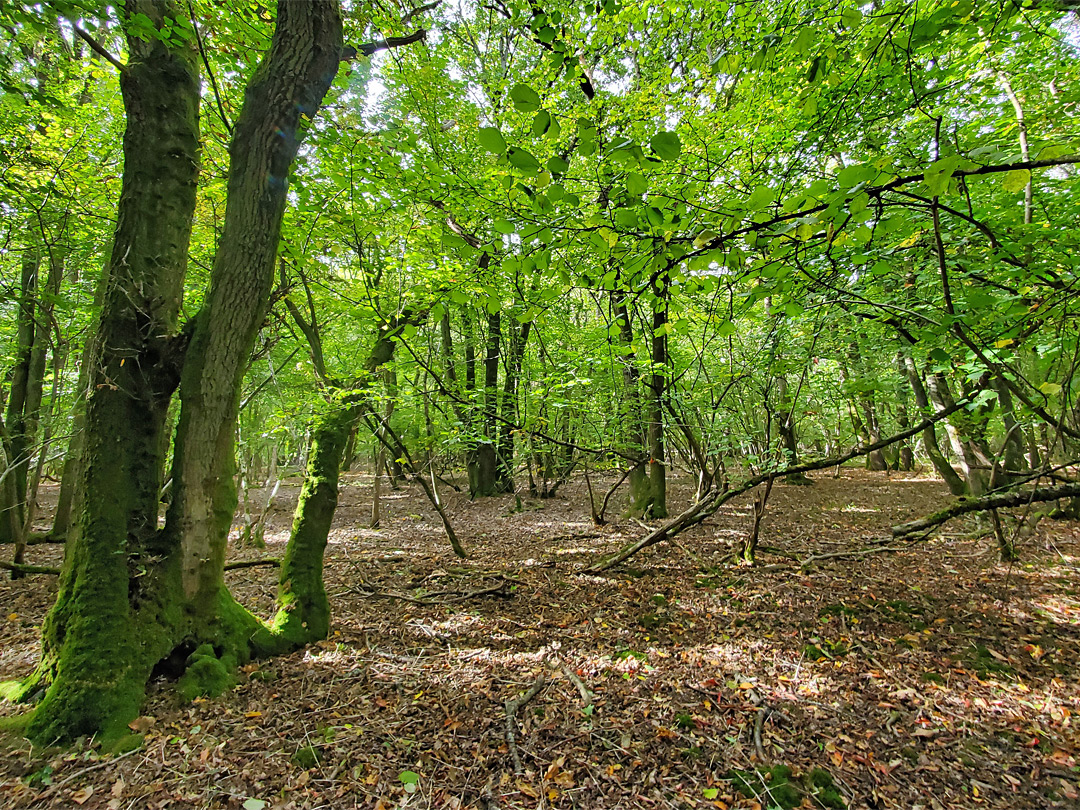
top-left (20, 0), bottom-right (343, 745)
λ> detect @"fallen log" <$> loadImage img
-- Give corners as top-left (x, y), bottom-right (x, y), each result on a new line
top-left (892, 481), bottom-right (1080, 539)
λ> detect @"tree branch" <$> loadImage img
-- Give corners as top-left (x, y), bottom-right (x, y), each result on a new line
top-left (71, 24), bottom-right (126, 73)
top-left (892, 482), bottom-right (1080, 539)
top-left (353, 29), bottom-right (428, 57)
top-left (585, 394), bottom-right (978, 572)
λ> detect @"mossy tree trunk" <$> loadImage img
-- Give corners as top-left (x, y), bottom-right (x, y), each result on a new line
top-left (612, 289), bottom-right (651, 516)
top-left (20, 0), bottom-right (343, 745)
top-left (23, 0), bottom-right (203, 742)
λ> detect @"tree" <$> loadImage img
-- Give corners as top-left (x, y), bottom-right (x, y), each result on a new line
top-left (11, 0), bottom-right (344, 744)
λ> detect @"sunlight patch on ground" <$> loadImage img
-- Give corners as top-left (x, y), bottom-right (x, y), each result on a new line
top-left (1032, 595), bottom-right (1080, 625)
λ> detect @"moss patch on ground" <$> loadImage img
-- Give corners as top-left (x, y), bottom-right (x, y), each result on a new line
top-left (727, 764), bottom-right (846, 809)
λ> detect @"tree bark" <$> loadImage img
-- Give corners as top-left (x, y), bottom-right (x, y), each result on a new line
top-left (23, 0), bottom-right (203, 742)
top-left (165, 0), bottom-right (343, 613)
top-left (21, 0), bottom-right (344, 745)
top-left (900, 352), bottom-right (967, 495)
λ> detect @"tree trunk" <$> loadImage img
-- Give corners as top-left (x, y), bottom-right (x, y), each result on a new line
top-left (21, 0), bottom-right (343, 745)
top-left (1, 250), bottom-right (40, 551)
top-left (612, 289), bottom-right (651, 515)
top-left (992, 374), bottom-right (1027, 477)
top-left (22, 0), bottom-right (203, 742)
top-left (495, 319), bottom-right (529, 494)
top-left (648, 284), bottom-right (668, 519)
top-left (927, 373), bottom-right (991, 496)
top-left (894, 352), bottom-right (914, 471)
top-left (900, 352), bottom-right (967, 495)
top-left (470, 310), bottom-right (502, 496)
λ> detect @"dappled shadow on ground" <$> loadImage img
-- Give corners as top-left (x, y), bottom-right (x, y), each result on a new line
top-left (2, 468), bottom-right (1078, 809)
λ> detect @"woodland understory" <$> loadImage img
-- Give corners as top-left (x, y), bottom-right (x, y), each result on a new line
top-left (2, 469), bottom-right (1079, 810)
top-left (2, 0), bottom-right (1080, 807)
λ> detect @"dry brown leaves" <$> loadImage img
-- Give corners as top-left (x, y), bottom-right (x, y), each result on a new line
top-left (1, 469), bottom-right (1078, 809)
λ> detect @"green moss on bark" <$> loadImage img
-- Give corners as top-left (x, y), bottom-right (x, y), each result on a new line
top-left (268, 405), bottom-right (356, 644)
top-left (177, 644), bottom-right (236, 701)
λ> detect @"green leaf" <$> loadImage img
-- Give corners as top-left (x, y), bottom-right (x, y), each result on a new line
top-left (510, 83), bottom-right (541, 112)
top-left (1039, 381), bottom-right (1062, 396)
top-left (493, 219), bottom-right (515, 234)
top-left (1002, 169), bottom-right (1030, 193)
top-left (746, 185), bottom-right (774, 210)
top-left (242, 801), bottom-right (267, 810)
top-left (477, 126), bottom-right (506, 153)
top-left (650, 131), bottom-right (682, 161)
top-left (531, 110), bottom-right (552, 137)
top-left (841, 7), bottom-right (862, 27)
top-left (399, 770), bottom-right (420, 794)
top-left (923, 156), bottom-right (961, 197)
top-left (837, 163), bottom-right (875, 189)
top-left (508, 147), bottom-right (541, 175)
top-left (626, 171), bottom-right (648, 196)
top-left (547, 155), bottom-right (570, 175)
top-left (1037, 144), bottom-right (1072, 160)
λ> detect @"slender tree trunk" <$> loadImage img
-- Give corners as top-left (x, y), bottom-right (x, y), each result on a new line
top-left (1, 249), bottom-right (40, 550)
top-left (900, 353), bottom-right (967, 495)
top-left (469, 310), bottom-right (501, 496)
top-left (648, 282), bottom-right (668, 519)
top-left (927, 373), bottom-right (990, 495)
top-left (612, 289), bottom-right (651, 515)
top-left (894, 352), bottom-right (914, 471)
top-left (495, 320), bottom-right (529, 493)
top-left (992, 375), bottom-right (1026, 477)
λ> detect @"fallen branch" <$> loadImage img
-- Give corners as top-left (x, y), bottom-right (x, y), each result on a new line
top-left (586, 396), bottom-right (974, 572)
top-left (892, 481), bottom-right (1080, 539)
top-left (753, 707), bottom-right (770, 763)
top-left (352, 576), bottom-right (517, 605)
top-left (223, 557), bottom-right (281, 571)
top-left (0, 560), bottom-right (59, 575)
top-left (505, 670), bottom-right (548, 774)
top-left (797, 546), bottom-right (911, 567)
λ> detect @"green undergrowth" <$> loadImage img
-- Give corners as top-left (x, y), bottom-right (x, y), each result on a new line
top-left (727, 764), bottom-right (845, 809)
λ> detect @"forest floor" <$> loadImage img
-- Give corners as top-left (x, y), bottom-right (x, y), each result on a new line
top-left (1, 468), bottom-right (1079, 810)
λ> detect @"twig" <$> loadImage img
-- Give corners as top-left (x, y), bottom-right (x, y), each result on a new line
top-left (559, 663), bottom-right (593, 708)
top-left (505, 671), bottom-right (548, 774)
top-left (0, 560), bottom-right (59, 575)
top-left (36, 747), bottom-right (142, 801)
top-left (753, 707), bottom-right (770, 763)
top-left (223, 557), bottom-right (280, 571)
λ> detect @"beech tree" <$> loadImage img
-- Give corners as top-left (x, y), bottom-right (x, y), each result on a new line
top-left (6, 0), bottom-right (344, 744)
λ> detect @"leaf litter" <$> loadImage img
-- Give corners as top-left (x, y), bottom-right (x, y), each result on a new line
top-left (1, 468), bottom-right (1078, 809)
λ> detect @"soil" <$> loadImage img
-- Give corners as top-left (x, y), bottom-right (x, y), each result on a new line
top-left (1, 468), bottom-right (1078, 810)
